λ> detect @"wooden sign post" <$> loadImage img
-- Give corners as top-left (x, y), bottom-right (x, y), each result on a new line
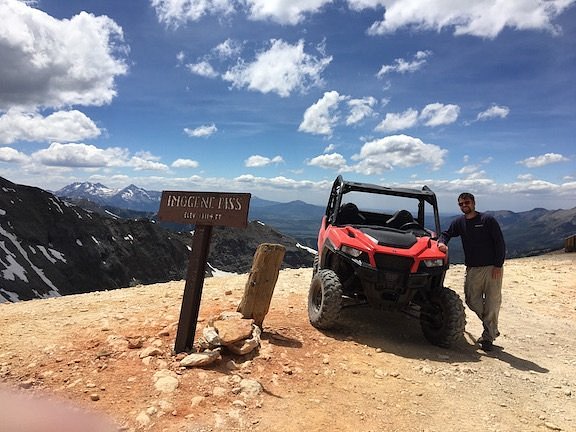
top-left (157, 191), bottom-right (251, 353)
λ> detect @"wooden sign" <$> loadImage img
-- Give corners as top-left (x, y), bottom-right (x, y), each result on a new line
top-left (157, 191), bottom-right (251, 227)
top-left (157, 191), bottom-right (251, 353)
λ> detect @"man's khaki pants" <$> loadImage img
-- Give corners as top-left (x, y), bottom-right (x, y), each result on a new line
top-left (464, 266), bottom-right (503, 342)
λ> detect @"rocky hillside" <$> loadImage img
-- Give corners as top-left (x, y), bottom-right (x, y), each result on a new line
top-left (0, 178), bottom-right (314, 303)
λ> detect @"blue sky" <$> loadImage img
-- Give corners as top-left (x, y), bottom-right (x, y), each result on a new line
top-left (0, 0), bottom-right (574, 212)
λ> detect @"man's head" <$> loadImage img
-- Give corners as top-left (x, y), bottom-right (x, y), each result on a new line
top-left (458, 192), bottom-right (476, 216)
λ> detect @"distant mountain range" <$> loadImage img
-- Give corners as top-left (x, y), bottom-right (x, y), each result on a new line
top-left (54, 181), bottom-right (576, 264)
top-left (0, 178), bottom-right (314, 302)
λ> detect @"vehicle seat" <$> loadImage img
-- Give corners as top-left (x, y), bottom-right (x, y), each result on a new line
top-left (386, 209), bottom-right (414, 229)
top-left (336, 203), bottom-right (363, 225)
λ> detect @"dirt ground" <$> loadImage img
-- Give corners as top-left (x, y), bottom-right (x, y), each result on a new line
top-left (1, 252), bottom-right (575, 432)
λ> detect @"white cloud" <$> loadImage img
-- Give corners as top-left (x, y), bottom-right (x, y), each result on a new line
top-left (363, 0), bottom-right (573, 38)
top-left (350, 134), bottom-right (447, 174)
top-left (419, 103), bottom-right (460, 127)
top-left (377, 50), bottom-right (432, 77)
top-left (214, 39), bottom-right (242, 58)
top-left (245, 155), bottom-right (284, 167)
top-left (223, 39), bottom-right (332, 97)
top-left (31, 143), bottom-right (128, 168)
top-left (0, 0), bottom-right (128, 111)
top-left (517, 153), bottom-right (569, 168)
top-left (307, 153), bottom-right (348, 170)
top-left (375, 108), bottom-right (419, 133)
top-left (129, 155), bottom-right (169, 171)
top-left (245, 0), bottom-right (333, 25)
top-left (324, 144), bottom-right (336, 153)
top-left (151, 0), bottom-right (235, 26)
top-left (375, 103), bottom-right (460, 132)
top-left (234, 174), bottom-right (331, 192)
top-left (184, 124), bottom-right (218, 138)
top-left (172, 158), bottom-right (200, 169)
top-left (299, 91), bottom-right (346, 136)
top-left (0, 109), bottom-right (101, 145)
top-left (0, 147), bottom-right (29, 163)
top-left (476, 104), bottom-right (510, 121)
top-left (346, 97), bottom-right (377, 125)
top-left (187, 61), bottom-right (219, 78)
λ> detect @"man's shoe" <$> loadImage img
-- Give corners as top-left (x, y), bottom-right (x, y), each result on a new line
top-left (480, 340), bottom-right (493, 351)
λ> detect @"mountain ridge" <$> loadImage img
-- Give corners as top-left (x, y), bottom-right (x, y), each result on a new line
top-left (0, 177), bottom-right (314, 303)
top-left (53, 181), bottom-right (576, 263)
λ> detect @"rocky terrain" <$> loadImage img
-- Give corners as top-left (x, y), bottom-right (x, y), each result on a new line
top-left (1, 252), bottom-right (574, 432)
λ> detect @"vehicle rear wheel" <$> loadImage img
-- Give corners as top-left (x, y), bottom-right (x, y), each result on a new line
top-left (420, 287), bottom-right (465, 348)
top-left (308, 269), bottom-right (343, 329)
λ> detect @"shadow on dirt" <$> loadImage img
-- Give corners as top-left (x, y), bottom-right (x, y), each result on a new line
top-left (316, 305), bottom-right (549, 373)
top-left (482, 345), bottom-right (549, 373)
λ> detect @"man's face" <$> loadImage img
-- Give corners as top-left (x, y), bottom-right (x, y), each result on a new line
top-left (458, 198), bottom-right (475, 215)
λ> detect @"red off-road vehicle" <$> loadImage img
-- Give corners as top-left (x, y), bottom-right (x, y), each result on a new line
top-left (309, 176), bottom-right (465, 347)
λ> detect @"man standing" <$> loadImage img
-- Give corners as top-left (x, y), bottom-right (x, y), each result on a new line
top-left (438, 193), bottom-right (506, 351)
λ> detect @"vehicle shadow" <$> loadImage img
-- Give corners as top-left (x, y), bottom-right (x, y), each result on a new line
top-left (319, 305), bottom-right (549, 373)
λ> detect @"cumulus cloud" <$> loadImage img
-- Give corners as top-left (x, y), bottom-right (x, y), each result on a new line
top-left (419, 103), bottom-right (460, 127)
top-left (184, 124), bottom-right (218, 138)
top-left (0, 0), bottom-right (128, 111)
top-left (346, 97), bottom-right (377, 125)
top-left (517, 153), bottom-right (569, 168)
top-left (307, 152), bottom-right (348, 170)
top-left (31, 143), bottom-right (128, 168)
top-left (214, 39), bottom-right (243, 58)
top-left (377, 50), bottom-right (432, 77)
top-left (306, 134), bottom-right (448, 175)
top-left (375, 108), bottom-right (419, 133)
top-left (151, 0), bottom-right (236, 26)
top-left (0, 147), bottom-right (29, 163)
top-left (223, 39), bottom-right (332, 97)
top-left (129, 154), bottom-right (169, 171)
top-left (172, 159), bottom-right (200, 169)
top-left (245, 155), bottom-right (284, 167)
top-left (29, 143), bottom-right (168, 171)
top-left (0, 109), bottom-right (101, 145)
top-left (362, 0), bottom-right (573, 38)
top-left (375, 103), bottom-right (460, 132)
top-left (351, 134), bottom-right (447, 174)
top-left (245, 0), bottom-right (332, 25)
top-left (187, 61), bottom-right (219, 78)
top-left (476, 104), bottom-right (510, 121)
top-left (299, 91), bottom-right (346, 136)
top-left (234, 174), bottom-right (332, 192)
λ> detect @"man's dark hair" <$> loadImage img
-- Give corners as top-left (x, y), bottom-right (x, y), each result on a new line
top-left (458, 192), bottom-right (475, 202)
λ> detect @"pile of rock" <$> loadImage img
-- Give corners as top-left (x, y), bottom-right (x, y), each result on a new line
top-left (179, 312), bottom-right (261, 368)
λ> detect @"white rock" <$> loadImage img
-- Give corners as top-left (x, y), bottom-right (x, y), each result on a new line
top-left (139, 347), bottom-right (163, 359)
top-left (239, 378), bottom-right (262, 398)
top-left (180, 349), bottom-right (222, 368)
top-left (153, 369), bottom-right (179, 393)
top-left (135, 411), bottom-right (151, 427)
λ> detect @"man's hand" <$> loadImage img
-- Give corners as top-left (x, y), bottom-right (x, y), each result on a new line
top-left (438, 242), bottom-right (448, 253)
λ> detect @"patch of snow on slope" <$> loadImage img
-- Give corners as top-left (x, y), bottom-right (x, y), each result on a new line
top-left (0, 226), bottom-right (60, 298)
top-left (208, 263), bottom-right (238, 277)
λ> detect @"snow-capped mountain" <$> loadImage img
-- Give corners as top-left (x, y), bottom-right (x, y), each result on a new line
top-left (56, 182), bottom-right (117, 205)
top-left (56, 182), bottom-right (161, 212)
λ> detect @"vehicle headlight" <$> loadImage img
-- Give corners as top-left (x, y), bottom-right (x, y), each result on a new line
top-left (341, 245), bottom-right (364, 257)
top-left (422, 259), bottom-right (444, 267)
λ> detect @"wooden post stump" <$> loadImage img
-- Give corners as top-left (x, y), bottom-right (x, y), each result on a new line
top-left (237, 243), bottom-right (286, 327)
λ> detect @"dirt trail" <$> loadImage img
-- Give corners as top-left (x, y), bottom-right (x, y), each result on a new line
top-left (1, 252), bottom-right (575, 432)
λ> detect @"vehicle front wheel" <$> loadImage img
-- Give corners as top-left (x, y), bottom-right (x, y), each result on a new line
top-left (308, 269), bottom-right (343, 330)
top-left (420, 287), bottom-right (465, 348)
